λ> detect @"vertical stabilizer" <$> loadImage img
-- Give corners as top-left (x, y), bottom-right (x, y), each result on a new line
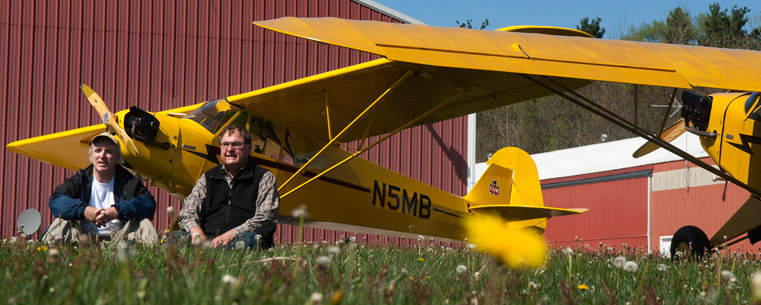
top-left (465, 147), bottom-right (544, 208)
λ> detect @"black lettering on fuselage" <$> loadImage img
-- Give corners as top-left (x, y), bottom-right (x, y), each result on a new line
top-left (372, 180), bottom-right (431, 220)
top-left (419, 194), bottom-right (431, 219)
top-left (388, 185), bottom-right (401, 210)
top-left (402, 189), bottom-right (417, 216)
top-left (373, 181), bottom-right (386, 207)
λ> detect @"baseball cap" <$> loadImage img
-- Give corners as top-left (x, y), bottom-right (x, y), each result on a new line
top-left (92, 132), bottom-right (120, 146)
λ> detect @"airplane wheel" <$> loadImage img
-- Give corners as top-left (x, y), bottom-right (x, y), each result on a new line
top-left (670, 225), bottom-right (711, 260)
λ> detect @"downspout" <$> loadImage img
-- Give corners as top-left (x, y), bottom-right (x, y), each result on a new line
top-left (467, 113), bottom-right (477, 192)
top-left (648, 171), bottom-right (653, 253)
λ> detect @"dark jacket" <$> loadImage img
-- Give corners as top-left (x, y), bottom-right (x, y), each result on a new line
top-left (201, 161), bottom-right (272, 241)
top-left (49, 165), bottom-right (156, 221)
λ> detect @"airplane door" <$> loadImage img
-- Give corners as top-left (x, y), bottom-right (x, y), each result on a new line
top-left (719, 93), bottom-right (761, 187)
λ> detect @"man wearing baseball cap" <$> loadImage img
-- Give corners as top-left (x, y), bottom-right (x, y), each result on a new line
top-left (41, 132), bottom-right (158, 244)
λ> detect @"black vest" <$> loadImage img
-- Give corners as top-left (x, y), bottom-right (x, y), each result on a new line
top-left (201, 161), bottom-right (272, 244)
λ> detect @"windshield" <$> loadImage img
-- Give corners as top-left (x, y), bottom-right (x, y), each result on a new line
top-left (183, 99), bottom-right (324, 168)
top-left (184, 100), bottom-right (238, 133)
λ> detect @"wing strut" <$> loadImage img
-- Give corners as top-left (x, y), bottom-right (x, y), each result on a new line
top-left (278, 69), bottom-right (415, 193)
top-left (279, 89), bottom-right (467, 200)
top-left (522, 74), bottom-right (761, 196)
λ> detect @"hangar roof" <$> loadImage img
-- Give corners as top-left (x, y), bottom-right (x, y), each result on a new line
top-left (474, 133), bottom-right (708, 183)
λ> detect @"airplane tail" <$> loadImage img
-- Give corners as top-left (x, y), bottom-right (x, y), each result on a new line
top-left (465, 147), bottom-right (586, 221)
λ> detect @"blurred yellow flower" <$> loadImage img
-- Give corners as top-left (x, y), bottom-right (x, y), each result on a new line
top-left (578, 284), bottom-right (589, 290)
top-left (463, 214), bottom-right (546, 269)
top-left (37, 246), bottom-right (48, 252)
top-left (418, 257), bottom-right (424, 262)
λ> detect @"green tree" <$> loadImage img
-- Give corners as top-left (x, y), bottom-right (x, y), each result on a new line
top-left (622, 7), bottom-right (695, 44)
top-left (576, 17), bottom-right (605, 38)
top-left (663, 7), bottom-right (697, 44)
top-left (621, 21), bottom-right (667, 42)
top-left (456, 19), bottom-right (489, 30)
top-left (698, 3), bottom-right (751, 48)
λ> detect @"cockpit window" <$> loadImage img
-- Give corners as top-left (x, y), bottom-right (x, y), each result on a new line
top-left (184, 100), bottom-right (239, 133)
top-left (745, 92), bottom-right (760, 114)
top-left (185, 99), bottom-right (325, 168)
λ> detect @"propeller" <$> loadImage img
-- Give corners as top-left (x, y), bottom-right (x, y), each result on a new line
top-left (632, 118), bottom-right (686, 158)
top-left (80, 84), bottom-right (139, 156)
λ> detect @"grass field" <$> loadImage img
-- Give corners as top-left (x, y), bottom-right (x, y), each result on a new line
top-left (3, 236), bottom-right (761, 304)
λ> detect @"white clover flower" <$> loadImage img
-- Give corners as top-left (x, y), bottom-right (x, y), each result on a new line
top-left (309, 292), bottom-right (323, 304)
top-left (607, 247), bottom-right (614, 252)
top-left (562, 247), bottom-right (574, 256)
top-left (675, 251), bottom-right (684, 258)
top-left (222, 274), bottom-right (236, 285)
top-left (656, 263), bottom-right (668, 272)
top-left (417, 235), bottom-right (424, 241)
top-left (291, 204), bottom-right (309, 218)
top-left (327, 246), bottom-right (340, 256)
top-left (528, 281), bottom-right (540, 291)
top-left (192, 233), bottom-right (203, 246)
top-left (467, 243), bottom-right (476, 250)
top-left (316, 256), bottom-right (331, 266)
top-left (721, 270), bottom-right (736, 281)
top-left (235, 240), bottom-right (246, 249)
top-left (623, 261), bottom-right (638, 272)
top-left (456, 265), bottom-right (467, 274)
top-left (613, 256), bottom-right (626, 268)
top-left (727, 277), bottom-right (738, 290)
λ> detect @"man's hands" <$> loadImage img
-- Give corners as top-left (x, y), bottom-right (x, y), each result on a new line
top-left (211, 230), bottom-right (237, 248)
top-left (188, 227), bottom-right (237, 248)
top-left (84, 206), bottom-right (119, 226)
top-left (189, 226), bottom-right (207, 245)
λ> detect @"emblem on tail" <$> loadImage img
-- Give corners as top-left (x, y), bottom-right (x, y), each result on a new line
top-left (489, 180), bottom-right (500, 197)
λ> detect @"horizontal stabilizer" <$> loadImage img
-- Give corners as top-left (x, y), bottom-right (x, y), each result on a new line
top-left (470, 205), bottom-right (588, 221)
top-left (6, 125), bottom-right (105, 171)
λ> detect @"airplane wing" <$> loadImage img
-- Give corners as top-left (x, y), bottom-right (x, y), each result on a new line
top-left (229, 17), bottom-right (761, 146)
top-left (6, 125), bottom-right (106, 171)
top-left (254, 17), bottom-right (761, 91)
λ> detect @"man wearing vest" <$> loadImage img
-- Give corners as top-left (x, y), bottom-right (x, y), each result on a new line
top-left (179, 125), bottom-right (279, 249)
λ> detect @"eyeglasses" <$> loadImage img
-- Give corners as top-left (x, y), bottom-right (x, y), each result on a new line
top-left (220, 141), bottom-right (245, 149)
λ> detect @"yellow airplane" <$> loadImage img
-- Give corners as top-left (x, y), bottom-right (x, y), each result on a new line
top-left (8, 17), bottom-right (761, 249)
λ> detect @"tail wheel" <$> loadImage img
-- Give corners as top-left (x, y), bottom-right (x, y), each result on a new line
top-left (670, 225), bottom-right (711, 260)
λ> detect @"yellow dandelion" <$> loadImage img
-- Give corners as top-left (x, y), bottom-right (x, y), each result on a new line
top-left (463, 214), bottom-right (547, 269)
top-left (37, 246), bottom-right (48, 252)
top-left (418, 257), bottom-right (424, 262)
top-left (578, 284), bottom-right (589, 290)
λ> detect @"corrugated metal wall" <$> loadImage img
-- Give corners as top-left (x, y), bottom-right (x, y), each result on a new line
top-left (651, 159), bottom-right (751, 253)
top-left (0, 0), bottom-right (469, 243)
top-left (541, 167), bottom-right (651, 251)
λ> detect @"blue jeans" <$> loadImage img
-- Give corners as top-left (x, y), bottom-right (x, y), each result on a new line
top-left (169, 231), bottom-right (270, 249)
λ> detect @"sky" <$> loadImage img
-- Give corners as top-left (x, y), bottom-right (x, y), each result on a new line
top-left (375, 0), bottom-right (761, 38)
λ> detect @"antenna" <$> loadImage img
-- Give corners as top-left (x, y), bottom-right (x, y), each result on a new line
top-left (17, 209), bottom-right (41, 236)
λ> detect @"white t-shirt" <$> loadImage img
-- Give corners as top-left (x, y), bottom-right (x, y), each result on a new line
top-left (85, 175), bottom-right (124, 236)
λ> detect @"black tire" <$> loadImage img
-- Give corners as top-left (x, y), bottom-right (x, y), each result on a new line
top-left (670, 225), bottom-right (711, 260)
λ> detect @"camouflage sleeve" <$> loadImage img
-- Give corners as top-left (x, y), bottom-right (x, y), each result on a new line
top-left (179, 174), bottom-right (207, 232)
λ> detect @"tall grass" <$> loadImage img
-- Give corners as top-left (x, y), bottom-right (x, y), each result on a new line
top-left (2, 238), bottom-right (760, 304)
